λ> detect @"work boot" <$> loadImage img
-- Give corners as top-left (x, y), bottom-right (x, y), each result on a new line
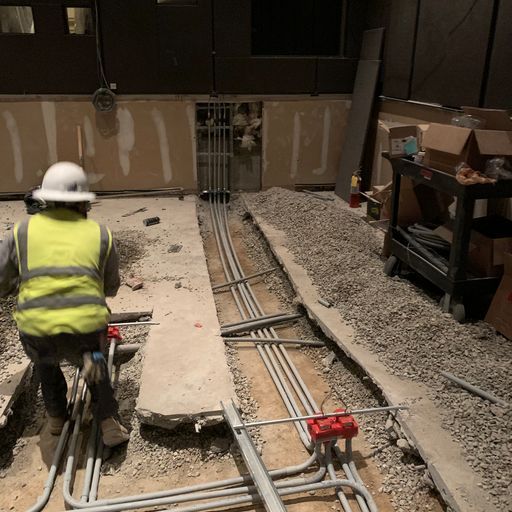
top-left (101, 417), bottom-right (130, 447)
top-left (47, 415), bottom-right (66, 435)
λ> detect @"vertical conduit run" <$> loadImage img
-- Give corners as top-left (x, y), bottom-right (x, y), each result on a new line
top-left (206, 99), bottom-right (375, 512)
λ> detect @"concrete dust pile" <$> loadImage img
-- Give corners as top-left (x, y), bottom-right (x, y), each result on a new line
top-left (115, 230), bottom-right (148, 279)
top-left (247, 187), bottom-right (512, 511)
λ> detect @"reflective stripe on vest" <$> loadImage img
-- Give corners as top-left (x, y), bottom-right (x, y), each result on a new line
top-left (15, 220), bottom-right (111, 283)
top-left (16, 295), bottom-right (107, 311)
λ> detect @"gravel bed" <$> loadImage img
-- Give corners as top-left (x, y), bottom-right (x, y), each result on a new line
top-left (0, 297), bottom-right (25, 386)
top-left (245, 188), bottom-right (512, 511)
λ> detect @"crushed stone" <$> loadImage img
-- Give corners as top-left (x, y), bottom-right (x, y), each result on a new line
top-left (0, 297), bottom-right (24, 387)
top-left (244, 188), bottom-right (512, 512)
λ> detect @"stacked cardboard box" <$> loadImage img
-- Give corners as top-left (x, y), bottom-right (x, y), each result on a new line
top-left (422, 107), bottom-right (512, 175)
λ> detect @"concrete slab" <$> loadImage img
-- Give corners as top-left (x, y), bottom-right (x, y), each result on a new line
top-left (0, 360), bottom-right (31, 428)
top-left (89, 196), bottom-right (235, 429)
top-left (244, 197), bottom-right (494, 512)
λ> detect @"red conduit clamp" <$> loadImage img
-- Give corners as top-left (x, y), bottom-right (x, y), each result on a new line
top-left (307, 409), bottom-right (359, 442)
top-left (107, 326), bottom-right (123, 341)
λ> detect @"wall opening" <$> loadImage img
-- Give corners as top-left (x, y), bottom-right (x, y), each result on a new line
top-left (65, 7), bottom-right (94, 35)
top-left (0, 6), bottom-right (34, 34)
top-left (196, 102), bottom-right (262, 192)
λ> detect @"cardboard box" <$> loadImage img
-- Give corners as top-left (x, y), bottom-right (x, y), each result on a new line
top-left (422, 108), bottom-right (512, 174)
top-left (434, 215), bottom-right (512, 277)
top-left (485, 252), bottom-right (512, 339)
top-left (371, 121), bottom-right (423, 186)
top-left (380, 177), bottom-right (423, 225)
top-left (364, 192), bottom-right (383, 221)
top-left (387, 125), bottom-right (419, 158)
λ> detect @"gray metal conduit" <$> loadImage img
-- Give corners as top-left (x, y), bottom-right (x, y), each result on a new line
top-left (333, 442), bottom-right (372, 512)
top-left (88, 339), bottom-right (118, 502)
top-left (61, 445), bottom-right (328, 512)
top-left (215, 197), bottom-right (374, 510)
top-left (344, 439), bottom-right (377, 512)
top-left (211, 197), bottom-right (314, 448)
top-left (149, 479), bottom-right (375, 512)
top-left (256, 343), bottom-right (313, 449)
top-left (67, 327), bottom-right (320, 509)
top-left (80, 423), bottom-right (99, 502)
top-left (326, 443), bottom-right (353, 512)
top-left (25, 370), bottom-right (81, 512)
top-left (68, 452), bottom-right (318, 509)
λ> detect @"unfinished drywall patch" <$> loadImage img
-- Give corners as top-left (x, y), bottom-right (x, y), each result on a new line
top-left (41, 101), bottom-right (57, 165)
top-left (151, 107), bottom-right (172, 183)
top-left (186, 103), bottom-right (197, 182)
top-left (2, 111), bottom-right (23, 183)
top-left (263, 100), bottom-right (350, 188)
top-left (83, 115), bottom-right (95, 158)
top-left (116, 106), bottom-right (135, 177)
top-left (290, 112), bottom-right (301, 179)
top-left (313, 105), bottom-right (331, 176)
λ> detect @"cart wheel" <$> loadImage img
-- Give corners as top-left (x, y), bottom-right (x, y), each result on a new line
top-left (439, 294), bottom-right (451, 313)
top-left (384, 255), bottom-right (400, 277)
top-left (452, 303), bottom-right (466, 323)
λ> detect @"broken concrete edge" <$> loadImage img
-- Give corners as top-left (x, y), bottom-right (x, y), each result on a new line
top-left (0, 359), bottom-right (32, 429)
top-left (136, 407), bottom-right (225, 431)
top-left (242, 196), bottom-right (493, 512)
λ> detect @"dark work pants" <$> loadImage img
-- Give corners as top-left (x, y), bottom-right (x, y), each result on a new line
top-left (20, 330), bottom-right (118, 421)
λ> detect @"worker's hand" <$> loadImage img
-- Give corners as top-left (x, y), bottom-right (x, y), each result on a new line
top-left (82, 351), bottom-right (106, 384)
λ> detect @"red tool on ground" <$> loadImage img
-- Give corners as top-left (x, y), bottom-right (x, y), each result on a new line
top-left (107, 326), bottom-right (123, 341)
top-left (307, 408), bottom-right (359, 442)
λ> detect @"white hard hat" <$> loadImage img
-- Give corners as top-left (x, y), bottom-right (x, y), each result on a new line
top-left (33, 162), bottom-right (96, 202)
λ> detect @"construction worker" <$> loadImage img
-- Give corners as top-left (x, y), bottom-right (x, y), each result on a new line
top-left (0, 162), bottom-right (129, 447)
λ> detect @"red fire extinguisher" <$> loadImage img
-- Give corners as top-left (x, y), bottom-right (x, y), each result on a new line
top-left (349, 170), bottom-right (362, 208)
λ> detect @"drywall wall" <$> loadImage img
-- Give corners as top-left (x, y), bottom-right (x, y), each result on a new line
top-left (0, 100), bottom-right (197, 193)
top-left (0, 97), bottom-right (351, 194)
top-left (262, 100), bottom-right (351, 188)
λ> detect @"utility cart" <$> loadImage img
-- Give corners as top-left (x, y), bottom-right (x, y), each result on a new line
top-left (383, 153), bottom-right (512, 322)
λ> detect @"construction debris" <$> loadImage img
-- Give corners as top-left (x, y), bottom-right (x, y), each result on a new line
top-left (122, 207), bottom-right (148, 217)
top-left (143, 216), bottom-right (161, 227)
top-left (168, 244), bottom-right (183, 253)
top-left (125, 276), bottom-right (144, 291)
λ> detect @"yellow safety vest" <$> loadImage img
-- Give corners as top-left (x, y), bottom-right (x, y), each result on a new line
top-left (13, 209), bottom-right (112, 336)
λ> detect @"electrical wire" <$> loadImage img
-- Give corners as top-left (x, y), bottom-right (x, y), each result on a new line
top-left (94, 0), bottom-right (109, 89)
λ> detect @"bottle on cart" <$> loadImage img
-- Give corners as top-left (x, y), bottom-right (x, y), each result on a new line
top-left (349, 170), bottom-right (362, 208)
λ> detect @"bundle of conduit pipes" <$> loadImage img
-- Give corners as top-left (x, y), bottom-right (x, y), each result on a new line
top-left (25, 100), bottom-right (400, 512)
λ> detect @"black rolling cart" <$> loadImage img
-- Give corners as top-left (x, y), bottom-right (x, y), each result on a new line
top-left (383, 153), bottom-right (512, 322)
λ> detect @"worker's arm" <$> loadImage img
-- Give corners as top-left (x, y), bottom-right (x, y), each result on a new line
top-left (0, 231), bottom-right (20, 298)
top-left (104, 238), bottom-right (121, 297)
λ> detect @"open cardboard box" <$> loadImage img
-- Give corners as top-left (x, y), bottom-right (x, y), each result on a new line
top-left (485, 252), bottom-right (512, 339)
top-left (371, 121), bottom-right (429, 186)
top-left (422, 107), bottom-right (512, 174)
